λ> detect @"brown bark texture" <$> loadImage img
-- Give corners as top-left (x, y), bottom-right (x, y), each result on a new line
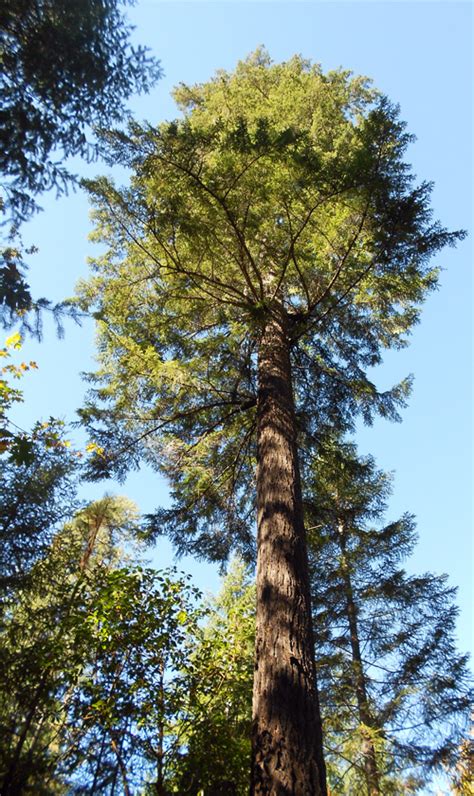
top-left (251, 305), bottom-right (326, 796)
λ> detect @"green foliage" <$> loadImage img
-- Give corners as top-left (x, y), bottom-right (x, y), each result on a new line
top-left (0, 419), bottom-right (79, 598)
top-left (0, 497), bottom-right (139, 792)
top-left (0, 332), bottom-right (26, 442)
top-left (0, 496), bottom-right (203, 794)
top-left (306, 437), bottom-right (473, 793)
top-left (78, 49), bottom-right (462, 561)
top-left (0, 512), bottom-right (254, 794)
top-left (0, 242), bottom-right (34, 320)
top-left (0, 0), bottom-right (161, 329)
top-left (1, 0), bottom-right (161, 223)
top-left (0, 232), bottom-right (86, 335)
top-left (0, 333), bottom-right (81, 597)
top-left (65, 564), bottom-right (202, 793)
top-left (167, 559), bottom-right (255, 795)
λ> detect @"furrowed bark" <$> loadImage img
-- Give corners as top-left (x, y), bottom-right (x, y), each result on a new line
top-left (338, 520), bottom-right (380, 796)
top-left (251, 304), bottom-right (326, 796)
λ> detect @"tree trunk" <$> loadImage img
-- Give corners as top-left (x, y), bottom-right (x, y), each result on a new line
top-left (338, 521), bottom-right (380, 796)
top-left (110, 733), bottom-right (131, 796)
top-left (251, 305), bottom-right (326, 796)
top-left (0, 670), bottom-right (49, 795)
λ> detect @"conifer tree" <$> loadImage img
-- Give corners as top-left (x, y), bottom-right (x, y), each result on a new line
top-left (307, 438), bottom-right (472, 794)
top-left (77, 50), bottom-right (463, 793)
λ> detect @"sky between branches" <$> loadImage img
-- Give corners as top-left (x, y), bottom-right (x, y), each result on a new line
top-left (10, 1), bottom-right (472, 663)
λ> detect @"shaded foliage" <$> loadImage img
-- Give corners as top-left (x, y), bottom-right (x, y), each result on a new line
top-left (0, 496), bottom-right (203, 794)
top-left (1, 0), bottom-right (161, 329)
top-left (1, 0), bottom-right (161, 223)
top-left (167, 559), bottom-right (255, 795)
top-left (306, 437), bottom-right (473, 793)
top-left (0, 420), bottom-right (79, 599)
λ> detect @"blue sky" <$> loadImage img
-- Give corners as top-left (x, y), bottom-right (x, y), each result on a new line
top-left (12, 0), bottom-right (472, 679)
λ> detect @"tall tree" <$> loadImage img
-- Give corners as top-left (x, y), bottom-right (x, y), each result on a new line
top-left (307, 437), bottom-right (472, 794)
top-left (77, 50), bottom-right (463, 794)
top-left (1, 0), bottom-right (161, 328)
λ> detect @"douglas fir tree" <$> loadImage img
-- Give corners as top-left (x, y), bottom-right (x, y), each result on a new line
top-left (77, 51), bottom-right (464, 793)
top-left (307, 437), bottom-right (472, 795)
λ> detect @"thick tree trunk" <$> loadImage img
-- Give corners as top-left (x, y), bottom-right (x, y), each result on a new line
top-left (338, 521), bottom-right (380, 796)
top-left (251, 305), bottom-right (326, 796)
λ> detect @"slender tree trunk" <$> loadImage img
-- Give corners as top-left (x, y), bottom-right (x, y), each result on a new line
top-left (154, 667), bottom-right (169, 795)
top-left (338, 521), bottom-right (380, 796)
top-left (110, 733), bottom-right (131, 796)
top-left (110, 736), bottom-right (132, 796)
top-left (251, 305), bottom-right (326, 796)
top-left (0, 669), bottom-right (50, 795)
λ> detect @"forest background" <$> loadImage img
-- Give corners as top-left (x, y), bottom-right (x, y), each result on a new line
top-left (9, 0), bottom-right (472, 659)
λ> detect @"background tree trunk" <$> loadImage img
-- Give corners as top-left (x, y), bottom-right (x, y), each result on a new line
top-left (338, 521), bottom-right (380, 796)
top-left (251, 305), bottom-right (326, 796)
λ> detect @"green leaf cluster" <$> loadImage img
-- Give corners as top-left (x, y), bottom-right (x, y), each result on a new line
top-left (166, 559), bottom-right (255, 795)
top-left (0, 495), bottom-right (204, 793)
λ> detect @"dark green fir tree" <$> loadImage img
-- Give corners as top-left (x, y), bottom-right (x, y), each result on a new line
top-left (306, 437), bottom-right (472, 795)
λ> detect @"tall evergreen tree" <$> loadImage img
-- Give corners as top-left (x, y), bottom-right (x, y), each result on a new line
top-left (306, 437), bottom-right (472, 794)
top-left (77, 50), bottom-right (463, 793)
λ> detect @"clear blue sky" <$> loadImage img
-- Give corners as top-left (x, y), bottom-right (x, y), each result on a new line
top-left (12, 1), bottom-right (472, 676)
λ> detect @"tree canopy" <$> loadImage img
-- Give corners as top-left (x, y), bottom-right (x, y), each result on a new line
top-left (79, 49), bottom-right (461, 560)
top-left (1, 0), bottom-right (161, 224)
top-left (0, 0), bottom-right (161, 330)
